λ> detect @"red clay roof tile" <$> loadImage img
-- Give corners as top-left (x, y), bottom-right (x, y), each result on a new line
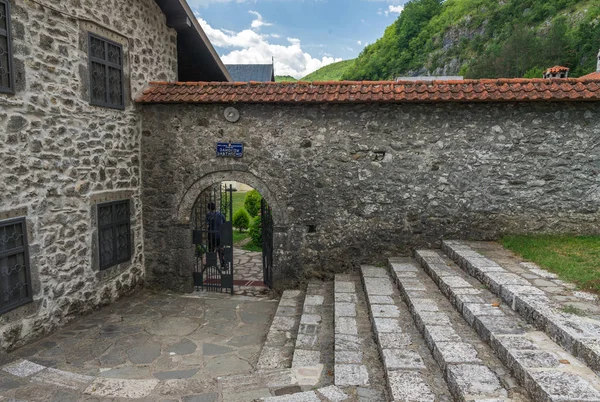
top-left (136, 78), bottom-right (600, 104)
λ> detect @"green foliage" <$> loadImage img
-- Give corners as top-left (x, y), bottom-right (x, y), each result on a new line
top-left (244, 190), bottom-right (262, 217)
top-left (301, 59), bottom-right (357, 81)
top-left (276, 75), bottom-right (298, 82)
top-left (248, 216), bottom-right (263, 247)
top-left (344, 0), bottom-right (600, 80)
top-left (233, 208), bottom-right (251, 232)
top-left (523, 67), bottom-right (545, 78)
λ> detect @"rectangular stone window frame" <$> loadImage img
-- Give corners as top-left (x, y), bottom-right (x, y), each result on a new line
top-left (0, 0), bottom-right (14, 94)
top-left (88, 32), bottom-right (124, 110)
top-left (0, 217), bottom-right (33, 315)
top-left (97, 200), bottom-right (131, 271)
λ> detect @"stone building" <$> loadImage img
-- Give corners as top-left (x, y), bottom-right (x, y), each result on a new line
top-left (0, 0), bottom-right (229, 350)
top-left (543, 65), bottom-right (570, 78)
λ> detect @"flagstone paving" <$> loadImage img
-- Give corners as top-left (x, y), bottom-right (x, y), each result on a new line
top-left (0, 291), bottom-right (278, 401)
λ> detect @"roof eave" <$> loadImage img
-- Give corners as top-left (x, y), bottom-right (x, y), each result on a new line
top-left (176, 0), bottom-right (232, 82)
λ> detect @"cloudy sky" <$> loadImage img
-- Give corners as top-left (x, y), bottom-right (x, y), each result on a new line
top-left (189, 0), bottom-right (406, 79)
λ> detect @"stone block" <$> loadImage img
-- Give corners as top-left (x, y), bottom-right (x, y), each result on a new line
top-left (304, 295), bottom-right (324, 306)
top-left (423, 326), bottom-right (461, 350)
top-left (387, 371), bottom-right (435, 402)
top-left (371, 304), bottom-right (400, 318)
top-left (433, 342), bottom-right (481, 370)
top-left (32, 368), bottom-right (94, 390)
top-left (463, 303), bottom-right (505, 326)
top-left (316, 385), bottom-right (348, 401)
top-left (373, 318), bottom-right (401, 334)
top-left (2, 360), bottom-right (45, 377)
top-left (292, 350), bottom-right (321, 367)
top-left (84, 378), bottom-right (159, 399)
top-left (378, 332), bottom-right (413, 349)
top-left (335, 317), bottom-right (358, 335)
top-left (364, 278), bottom-right (394, 296)
top-left (361, 267), bottom-right (389, 278)
top-left (334, 364), bottom-right (369, 386)
top-left (446, 365), bottom-right (507, 399)
top-left (335, 334), bottom-right (362, 351)
top-left (335, 293), bottom-right (358, 303)
top-left (335, 302), bottom-right (356, 317)
top-left (382, 349), bottom-right (425, 370)
top-left (271, 316), bottom-right (297, 331)
top-left (335, 281), bottom-right (355, 293)
top-left (300, 314), bottom-right (322, 325)
top-left (263, 390), bottom-right (321, 402)
top-left (529, 371), bottom-right (600, 401)
top-left (335, 350), bottom-right (363, 364)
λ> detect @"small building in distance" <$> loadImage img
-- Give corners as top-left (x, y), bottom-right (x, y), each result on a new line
top-left (226, 63), bottom-right (275, 82)
top-left (543, 66), bottom-right (570, 79)
top-left (581, 48), bottom-right (600, 79)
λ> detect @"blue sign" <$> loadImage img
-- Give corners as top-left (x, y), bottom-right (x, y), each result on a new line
top-left (216, 142), bottom-right (243, 158)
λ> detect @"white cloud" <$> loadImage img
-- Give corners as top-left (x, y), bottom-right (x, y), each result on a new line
top-left (357, 40), bottom-right (362, 45)
top-left (197, 16), bottom-right (342, 79)
top-left (385, 4), bottom-right (404, 16)
top-left (248, 10), bottom-right (272, 30)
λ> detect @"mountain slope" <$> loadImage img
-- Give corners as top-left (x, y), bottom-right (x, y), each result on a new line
top-left (301, 59), bottom-right (356, 81)
top-left (275, 75), bottom-right (298, 82)
top-left (344, 0), bottom-right (600, 80)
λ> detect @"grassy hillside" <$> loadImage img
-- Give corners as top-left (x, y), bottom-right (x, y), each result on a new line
top-left (344, 0), bottom-right (600, 80)
top-left (301, 59), bottom-right (356, 81)
top-left (275, 75), bottom-right (298, 82)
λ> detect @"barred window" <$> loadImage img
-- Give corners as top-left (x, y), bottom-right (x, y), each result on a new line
top-left (88, 33), bottom-right (124, 109)
top-left (0, 0), bottom-right (14, 93)
top-left (0, 218), bottom-right (32, 314)
top-left (98, 200), bottom-right (131, 270)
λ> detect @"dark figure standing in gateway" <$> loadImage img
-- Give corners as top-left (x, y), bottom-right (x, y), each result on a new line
top-left (206, 202), bottom-right (226, 264)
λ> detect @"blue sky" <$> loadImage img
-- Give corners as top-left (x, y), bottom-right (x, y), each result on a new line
top-left (189, 0), bottom-right (406, 78)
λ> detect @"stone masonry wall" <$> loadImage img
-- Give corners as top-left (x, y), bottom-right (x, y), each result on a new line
top-left (0, 0), bottom-right (177, 350)
top-left (141, 102), bottom-right (600, 292)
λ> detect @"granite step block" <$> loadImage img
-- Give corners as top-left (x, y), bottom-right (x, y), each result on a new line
top-left (389, 259), bottom-right (527, 401)
top-left (334, 275), bottom-right (369, 387)
top-left (442, 240), bottom-right (600, 374)
top-left (291, 281), bottom-right (331, 387)
top-left (359, 265), bottom-right (452, 402)
top-left (258, 290), bottom-right (305, 370)
top-left (417, 249), bottom-right (600, 402)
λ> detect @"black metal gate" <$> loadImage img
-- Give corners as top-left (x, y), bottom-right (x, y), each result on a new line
top-left (261, 198), bottom-right (274, 288)
top-left (192, 184), bottom-right (235, 293)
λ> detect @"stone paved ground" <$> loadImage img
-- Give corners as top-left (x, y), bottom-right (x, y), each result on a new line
top-left (232, 249), bottom-right (268, 297)
top-left (0, 291), bottom-right (277, 401)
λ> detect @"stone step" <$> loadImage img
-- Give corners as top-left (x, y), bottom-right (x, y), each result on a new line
top-left (291, 280), bottom-right (334, 387)
top-left (388, 257), bottom-right (529, 401)
top-left (261, 384), bottom-right (350, 401)
top-left (358, 266), bottom-right (452, 402)
top-left (257, 290), bottom-right (305, 370)
top-left (416, 249), bottom-right (600, 402)
top-left (442, 240), bottom-right (600, 374)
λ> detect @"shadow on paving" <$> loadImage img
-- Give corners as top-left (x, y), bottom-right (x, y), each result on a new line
top-left (0, 290), bottom-right (278, 401)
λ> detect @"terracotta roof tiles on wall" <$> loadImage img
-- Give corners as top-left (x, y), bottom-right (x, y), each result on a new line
top-left (136, 78), bottom-right (600, 104)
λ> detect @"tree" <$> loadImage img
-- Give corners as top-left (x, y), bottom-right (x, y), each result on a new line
top-left (244, 190), bottom-right (262, 217)
top-left (233, 209), bottom-right (251, 232)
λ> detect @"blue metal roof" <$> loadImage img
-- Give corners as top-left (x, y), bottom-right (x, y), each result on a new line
top-left (225, 64), bottom-right (275, 82)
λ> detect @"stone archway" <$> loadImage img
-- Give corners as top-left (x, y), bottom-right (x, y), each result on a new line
top-left (177, 170), bottom-right (283, 228)
top-left (174, 169), bottom-right (284, 293)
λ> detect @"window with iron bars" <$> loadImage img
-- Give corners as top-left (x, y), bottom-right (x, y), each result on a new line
top-left (88, 33), bottom-right (124, 109)
top-left (0, 0), bottom-right (14, 93)
top-left (0, 218), bottom-right (32, 315)
top-left (98, 200), bottom-right (131, 270)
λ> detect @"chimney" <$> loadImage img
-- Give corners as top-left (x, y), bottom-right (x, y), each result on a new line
top-left (543, 66), bottom-right (570, 79)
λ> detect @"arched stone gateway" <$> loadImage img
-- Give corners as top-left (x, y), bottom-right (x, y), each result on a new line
top-left (141, 102), bottom-right (600, 293)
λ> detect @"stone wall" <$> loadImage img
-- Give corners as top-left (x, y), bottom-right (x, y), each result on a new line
top-left (0, 0), bottom-right (177, 350)
top-left (141, 102), bottom-right (600, 291)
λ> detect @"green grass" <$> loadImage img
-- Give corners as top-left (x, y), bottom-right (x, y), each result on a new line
top-left (501, 235), bottom-right (600, 294)
top-left (242, 242), bottom-right (262, 253)
top-left (233, 231), bottom-right (250, 244)
top-left (276, 75), bottom-right (298, 82)
top-left (231, 191), bottom-right (246, 217)
top-left (301, 59), bottom-right (356, 82)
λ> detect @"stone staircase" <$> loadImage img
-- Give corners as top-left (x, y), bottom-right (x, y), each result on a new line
top-left (252, 241), bottom-right (600, 401)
